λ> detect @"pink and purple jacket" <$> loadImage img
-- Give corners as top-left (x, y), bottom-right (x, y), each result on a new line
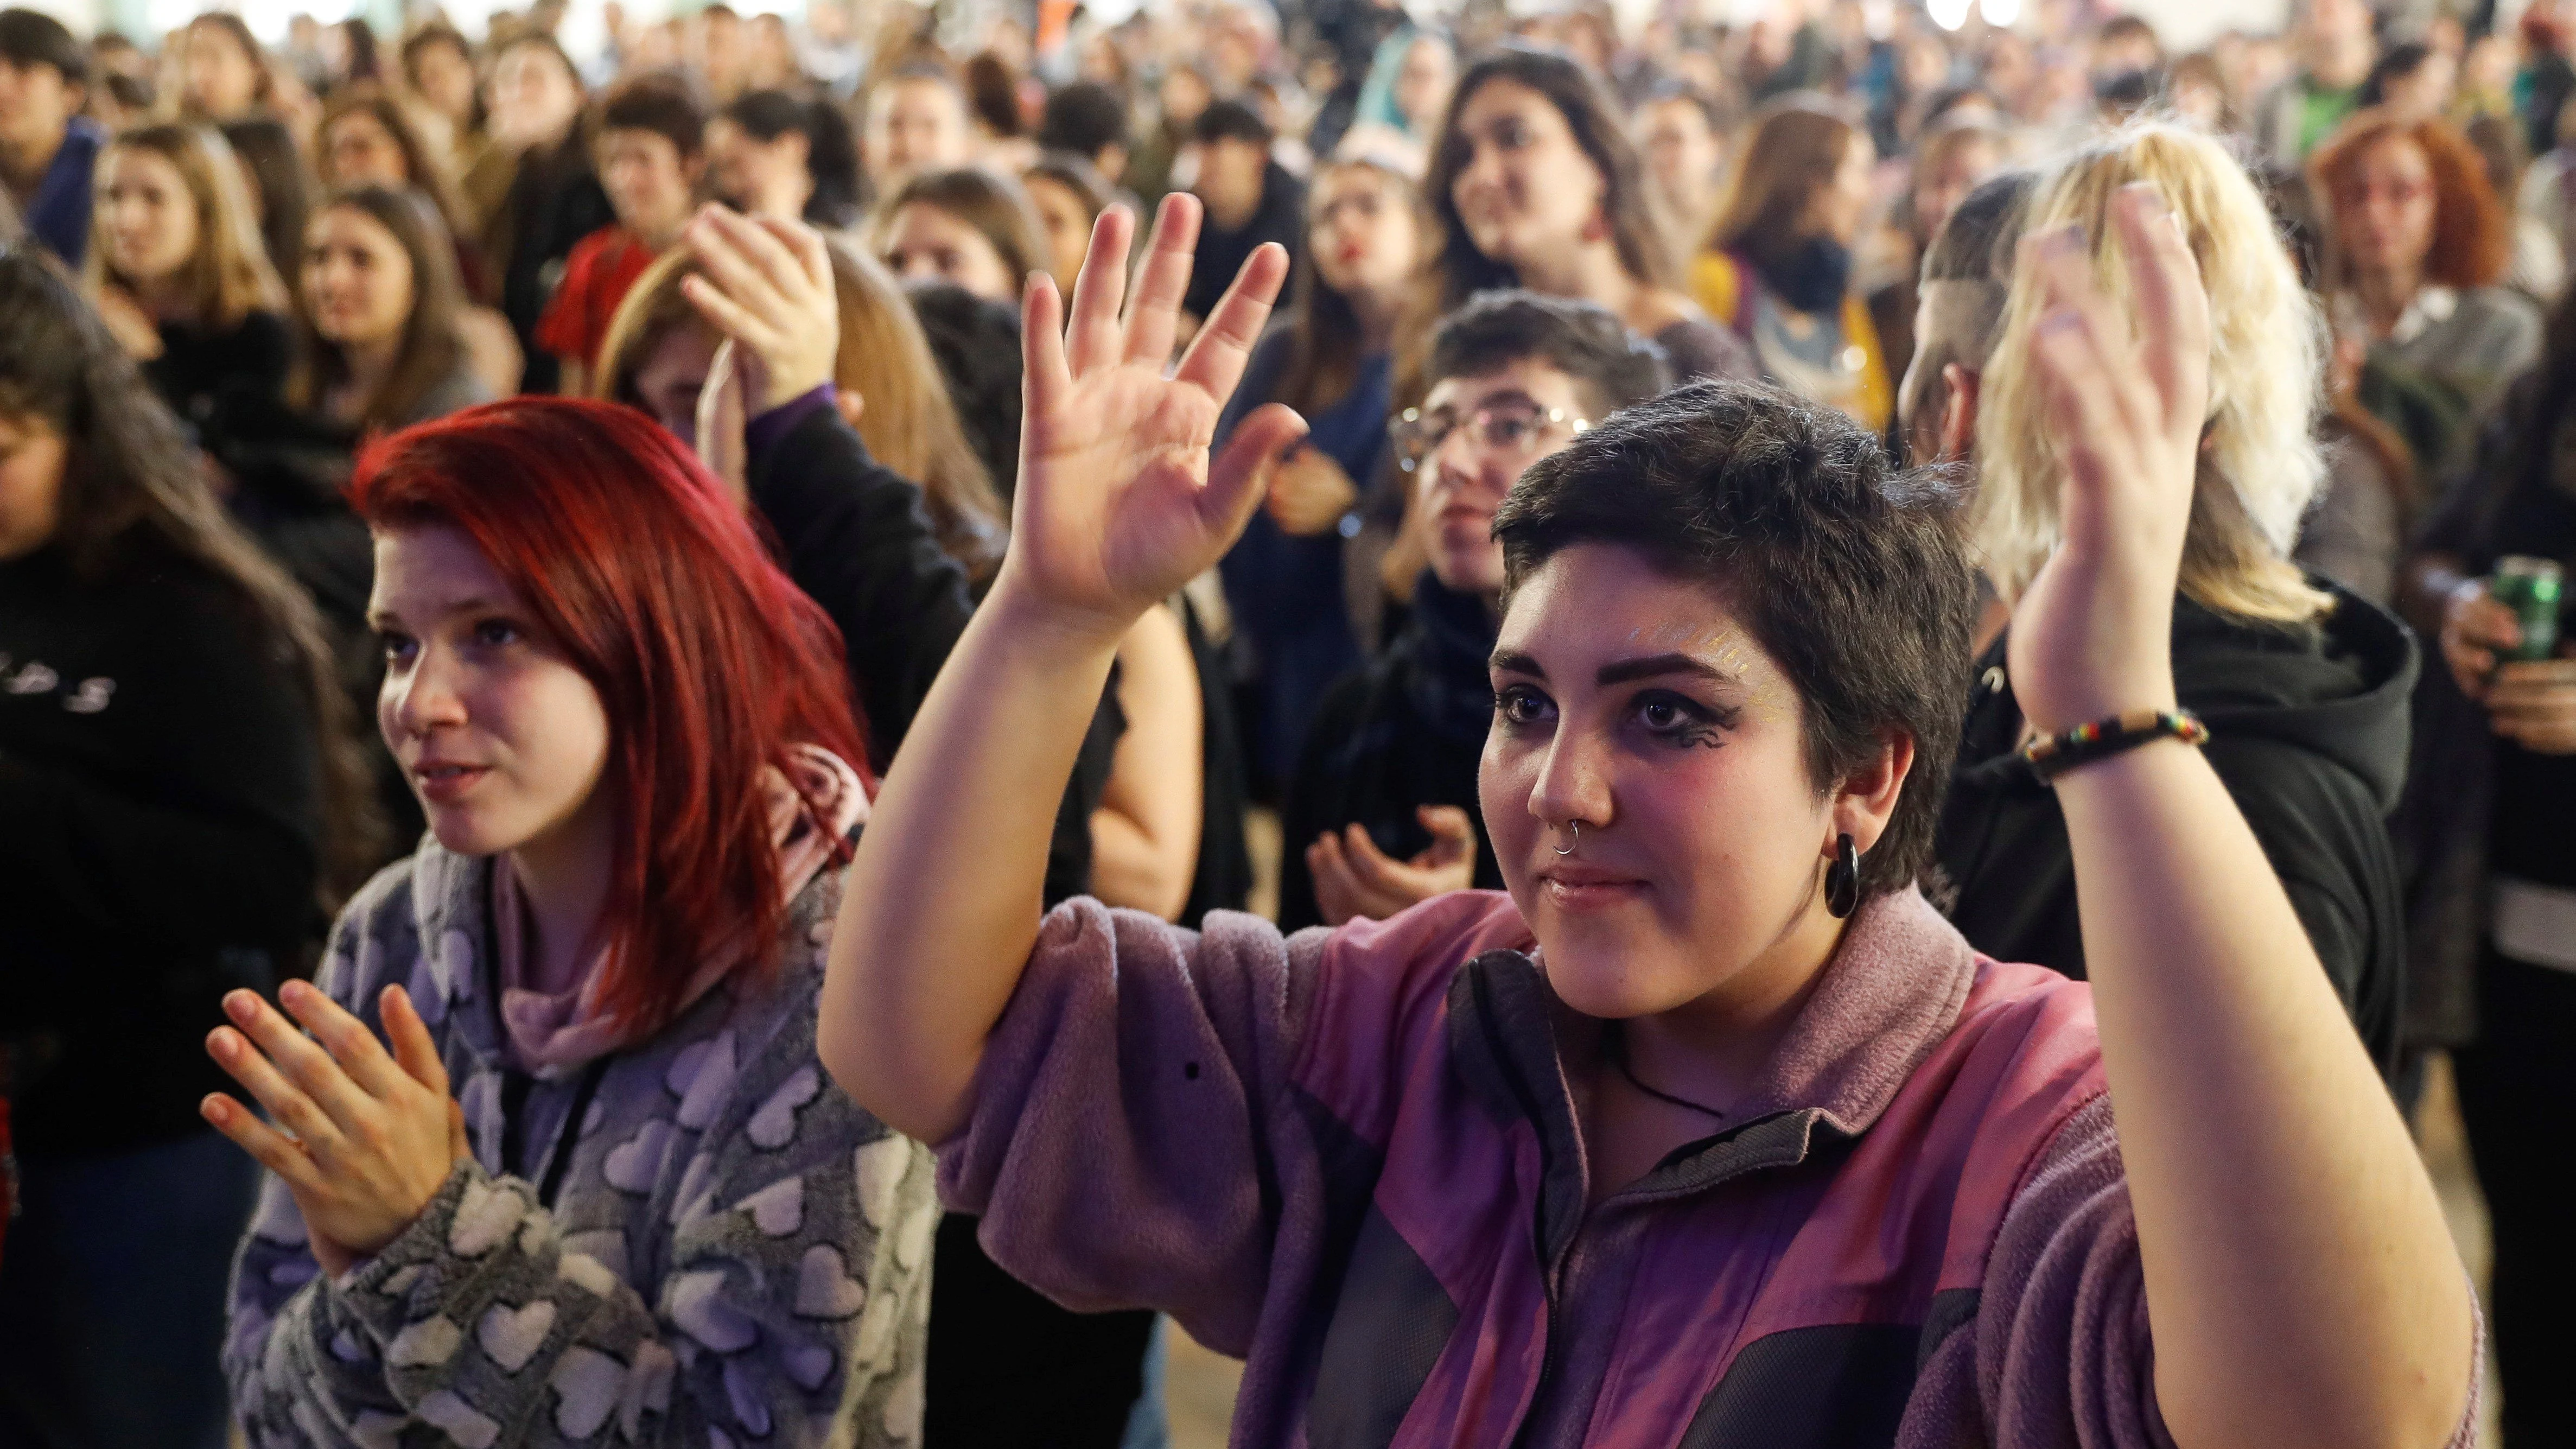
top-left (943, 884), bottom-right (2480, 1449)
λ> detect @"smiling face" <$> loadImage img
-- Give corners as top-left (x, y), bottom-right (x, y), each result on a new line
top-left (97, 145), bottom-right (201, 287)
top-left (1481, 542), bottom-right (1863, 1022)
top-left (1447, 77), bottom-right (1609, 273)
top-left (182, 20), bottom-right (262, 119)
top-left (1413, 359), bottom-right (1593, 599)
top-left (371, 523), bottom-right (614, 860)
top-left (303, 204), bottom-right (416, 349)
top-left (879, 201), bottom-right (1017, 302)
top-left (409, 35), bottom-right (478, 126)
top-left (323, 109), bottom-right (411, 189)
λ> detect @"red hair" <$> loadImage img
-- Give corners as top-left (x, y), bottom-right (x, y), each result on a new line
top-left (2310, 109), bottom-right (2510, 290)
top-left (351, 398), bottom-right (870, 1036)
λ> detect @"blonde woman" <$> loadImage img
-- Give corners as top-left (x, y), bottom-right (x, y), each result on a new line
top-left (595, 232), bottom-right (1009, 583)
top-left (86, 123), bottom-right (292, 454)
top-left (1937, 122), bottom-right (2418, 1081)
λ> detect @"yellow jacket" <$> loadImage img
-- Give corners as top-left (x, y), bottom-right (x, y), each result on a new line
top-left (1689, 250), bottom-right (1892, 433)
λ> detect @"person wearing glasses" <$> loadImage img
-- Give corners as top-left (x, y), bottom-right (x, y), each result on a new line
top-left (1276, 290), bottom-right (1667, 930)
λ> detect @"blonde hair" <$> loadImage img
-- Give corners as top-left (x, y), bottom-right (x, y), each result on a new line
top-left (1975, 121), bottom-right (2333, 625)
top-left (594, 237), bottom-right (1008, 581)
top-left (87, 123), bottom-right (289, 331)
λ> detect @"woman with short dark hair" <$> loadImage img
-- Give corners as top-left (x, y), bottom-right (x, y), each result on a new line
top-left (818, 189), bottom-right (2478, 1449)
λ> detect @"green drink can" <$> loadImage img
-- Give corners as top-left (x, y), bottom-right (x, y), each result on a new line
top-left (2491, 556), bottom-right (2564, 663)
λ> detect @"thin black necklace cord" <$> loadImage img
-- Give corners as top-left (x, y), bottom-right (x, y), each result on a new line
top-left (1605, 1021), bottom-right (1728, 1119)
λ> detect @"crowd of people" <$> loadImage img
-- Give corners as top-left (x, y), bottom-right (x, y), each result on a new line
top-left (0, 0), bottom-right (2568, 1445)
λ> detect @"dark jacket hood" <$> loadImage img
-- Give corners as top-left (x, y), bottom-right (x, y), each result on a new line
top-left (2168, 580), bottom-right (2418, 814)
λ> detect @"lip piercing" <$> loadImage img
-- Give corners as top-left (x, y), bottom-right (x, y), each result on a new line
top-left (1553, 820), bottom-right (1580, 856)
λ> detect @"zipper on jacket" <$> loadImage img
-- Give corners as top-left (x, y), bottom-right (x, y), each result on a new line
top-left (1470, 963), bottom-right (1583, 1449)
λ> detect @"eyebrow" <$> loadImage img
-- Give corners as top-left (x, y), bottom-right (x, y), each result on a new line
top-left (367, 595), bottom-right (506, 629)
top-left (1490, 649), bottom-right (1544, 678)
top-left (1595, 653), bottom-right (1740, 688)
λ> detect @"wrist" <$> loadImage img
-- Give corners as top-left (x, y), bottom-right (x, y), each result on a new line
top-left (981, 568), bottom-right (1141, 659)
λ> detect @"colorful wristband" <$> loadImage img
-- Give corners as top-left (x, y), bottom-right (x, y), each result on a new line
top-left (2019, 708), bottom-right (2208, 783)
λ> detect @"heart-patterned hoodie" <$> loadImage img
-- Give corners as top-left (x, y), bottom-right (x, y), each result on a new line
top-left (221, 789), bottom-right (934, 1449)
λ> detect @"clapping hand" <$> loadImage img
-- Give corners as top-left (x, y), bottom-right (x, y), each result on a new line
top-left (1268, 445), bottom-right (1360, 536)
top-left (997, 194), bottom-right (1306, 646)
top-left (1308, 806), bottom-right (1479, 925)
top-left (202, 981), bottom-right (470, 1278)
top-left (2005, 184), bottom-right (2203, 736)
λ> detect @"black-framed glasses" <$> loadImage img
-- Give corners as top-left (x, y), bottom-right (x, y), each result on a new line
top-left (1389, 399), bottom-right (1589, 472)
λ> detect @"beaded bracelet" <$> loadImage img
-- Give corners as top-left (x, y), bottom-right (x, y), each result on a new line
top-left (2019, 708), bottom-right (2209, 783)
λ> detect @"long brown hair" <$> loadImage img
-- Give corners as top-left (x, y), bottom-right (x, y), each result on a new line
top-left (2308, 109), bottom-right (2511, 291)
top-left (1277, 157), bottom-right (1427, 418)
top-left (0, 245), bottom-right (380, 900)
top-left (87, 123), bottom-right (288, 330)
top-left (875, 166), bottom-right (1053, 287)
top-left (1707, 94), bottom-right (1861, 258)
top-left (287, 186), bottom-right (473, 431)
top-left (1407, 45), bottom-right (1674, 393)
top-left (317, 85), bottom-right (475, 242)
top-left (593, 236), bottom-right (1009, 580)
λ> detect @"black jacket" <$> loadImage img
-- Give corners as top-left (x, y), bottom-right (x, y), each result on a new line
top-left (1936, 583), bottom-right (2418, 1078)
top-left (1183, 162), bottom-right (1306, 324)
top-left (1278, 574), bottom-right (1505, 932)
top-left (744, 403), bottom-right (1111, 906)
top-left (0, 543), bottom-right (324, 1156)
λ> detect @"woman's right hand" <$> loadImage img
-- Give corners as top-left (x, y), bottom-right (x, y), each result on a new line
top-left (997, 194), bottom-right (1306, 646)
top-left (680, 206), bottom-right (839, 415)
top-left (1268, 444), bottom-right (1359, 536)
top-left (2438, 577), bottom-right (2522, 701)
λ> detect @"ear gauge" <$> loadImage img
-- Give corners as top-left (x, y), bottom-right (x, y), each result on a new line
top-left (1823, 832), bottom-right (1861, 919)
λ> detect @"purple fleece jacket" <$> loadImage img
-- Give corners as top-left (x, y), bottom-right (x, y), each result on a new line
top-left (939, 887), bottom-right (2479, 1449)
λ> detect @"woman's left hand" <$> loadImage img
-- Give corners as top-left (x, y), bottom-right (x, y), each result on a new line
top-left (202, 981), bottom-right (467, 1278)
top-left (2006, 183), bottom-right (2204, 736)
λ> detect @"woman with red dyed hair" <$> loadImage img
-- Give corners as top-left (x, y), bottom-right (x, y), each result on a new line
top-left (2312, 107), bottom-right (2543, 467)
top-left (211, 398), bottom-right (938, 1447)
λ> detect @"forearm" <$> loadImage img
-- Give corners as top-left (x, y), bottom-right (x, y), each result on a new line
top-left (821, 579), bottom-right (1124, 1141)
top-left (1089, 808), bottom-right (1195, 920)
top-left (2060, 741), bottom-right (2472, 1449)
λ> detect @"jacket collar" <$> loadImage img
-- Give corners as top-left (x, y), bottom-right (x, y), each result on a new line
top-left (1447, 887), bottom-right (1979, 1240)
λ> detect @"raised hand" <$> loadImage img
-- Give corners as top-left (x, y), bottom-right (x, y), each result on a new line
top-left (202, 981), bottom-right (468, 1277)
top-left (679, 205), bottom-right (841, 414)
top-left (2006, 184), bottom-right (2205, 735)
top-left (1000, 195), bottom-right (1306, 644)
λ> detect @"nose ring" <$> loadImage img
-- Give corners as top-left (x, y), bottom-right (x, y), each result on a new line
top-left (1553, 819), bottom-right (1580, 856)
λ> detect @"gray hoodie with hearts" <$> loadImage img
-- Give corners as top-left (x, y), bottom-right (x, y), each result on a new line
top-left (222, 840), bottom-right (935, 1448)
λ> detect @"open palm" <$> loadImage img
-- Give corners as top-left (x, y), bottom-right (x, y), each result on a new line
top-left (1004, 196), bottom-right (1308, 639)
top-left (2006, 184), bottom-right (2209, 734)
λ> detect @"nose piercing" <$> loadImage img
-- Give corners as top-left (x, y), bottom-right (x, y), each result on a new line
top-left (1553, 819), bottom-right (1580, 856)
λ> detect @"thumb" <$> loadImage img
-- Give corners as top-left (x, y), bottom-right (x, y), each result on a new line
top-left (1206, 403), bottom-right (1308, 534)
top-left (380, 984), bottom-right (449, 1096)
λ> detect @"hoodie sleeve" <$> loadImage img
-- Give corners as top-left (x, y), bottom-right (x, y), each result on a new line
top-left (225, 887), bottom-right (939, 1448)
top-left (1933, 1095), bottom-right (2482, 1449)
top-left (745, 403), bottom-right (976, 772)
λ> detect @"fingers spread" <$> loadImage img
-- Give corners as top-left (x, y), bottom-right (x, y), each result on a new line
top-left (1174, 242), bottom-right (1291, 402)
top-left (1122, 193), bottom-right (1204, 366)
top-left (1065, 204), bottom-right (1136, 376)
